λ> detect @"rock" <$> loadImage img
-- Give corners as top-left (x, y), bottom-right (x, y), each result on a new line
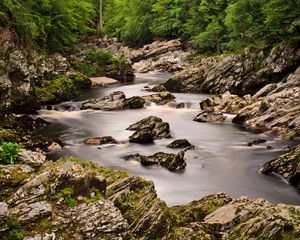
top-left (163, 41), bottom-right (300, 96)
top-left (127, 116), bottom-right (171, 143)
top-left (247, 138), bottom-right (266, 146)
top-left (90, 76), bottom-right (118, 86)
top-left (126, 151), bottom-right (187, 171)
top-left (199, 91), bottom-right (253, 114)
top-left (203, 196), bottom-right (300, 240)
top-left (233, 70), bottom-right (300, 140)
top-left (123, 96), bottom-right (146, 109)
top-left (145, 84), bottom-right (167, 92)
top-left (129, 128), bottom-right (155, 143)
top-left (167, 139), bottom-right (193, 149)
top-left (142, 92), bottom-right (176, 105)
top-left (0, 164), bottom-right (35, 201)
top-left (193, 110), bottom-right (227, 122)
top-left (19, 149), bottom-right (47, 167)
top-left (0, 202), bottom-right (9, 231)
top-left (84, 136), bottom-right (117, 145)
top-left (81, 91), bottom-right (145, 111)
top-left (176, 102), bottom-right (192, 109)
top-left (260, 145), bottom-right (300, 187)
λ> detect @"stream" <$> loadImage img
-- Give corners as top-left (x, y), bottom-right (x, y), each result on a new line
top-left (37, 72), bottom-right (300, 206)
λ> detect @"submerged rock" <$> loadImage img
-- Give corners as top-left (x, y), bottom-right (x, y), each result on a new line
top-left (125, 151), bottom-right (187, 171)
top-left (84, 136), bottom-right (117, 145)
top-left (247, 138), bottom-right (266, 146)
top-left (127, 116), bottom-right (171, 143)
top-left (193, 110), bottom-right (227, 122)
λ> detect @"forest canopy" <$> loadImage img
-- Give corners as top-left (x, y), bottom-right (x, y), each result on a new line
top-left (0, 0), bottom-right (299, 53)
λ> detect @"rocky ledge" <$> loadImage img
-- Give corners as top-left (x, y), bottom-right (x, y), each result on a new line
top-left (1, 156), bottom-right (300, 240)
top-left (161, 41), bottom-right (300, 96)
top-left (129, 39), bottom-right (191, 73)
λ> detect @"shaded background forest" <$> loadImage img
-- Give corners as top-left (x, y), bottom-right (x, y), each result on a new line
top-left (0, 0), bottom-right (300, 53)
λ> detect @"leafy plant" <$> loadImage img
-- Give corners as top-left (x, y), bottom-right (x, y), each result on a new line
top-left (55, 187), bottom-right (77, 207)
top-left (0, 142), bottom-right (22, 165)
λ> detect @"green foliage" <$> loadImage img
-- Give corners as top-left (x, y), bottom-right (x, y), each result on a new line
top-left (8, 229), bottom-right (24, 240)
top-left (0, 142), bottom-right (21, 165)
top-left (2, 0), bottom-right (96, 51)
top-left (55, 187), bottom-right (77, 207)
top-left (104, 0), bottom-right (300, 53)
top-left (84, 189), bottom-right (104, 204)
top-left (74, 49), bottom-right (129, 78)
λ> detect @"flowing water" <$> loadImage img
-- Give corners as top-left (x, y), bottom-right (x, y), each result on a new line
top-left (37, 72), bottom-right (300, 206)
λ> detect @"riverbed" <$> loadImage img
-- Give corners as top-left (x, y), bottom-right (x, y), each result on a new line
top-left (37, 72), bottom-right (300, 206)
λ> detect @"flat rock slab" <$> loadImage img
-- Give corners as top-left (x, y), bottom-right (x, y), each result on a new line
top-left (90, 77), bottom-right (118, 86)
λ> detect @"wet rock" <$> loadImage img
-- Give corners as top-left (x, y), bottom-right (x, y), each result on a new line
top-left (167, 139), bottom-right (193, 149)
top-left (142, 92), bottom-right (176, 105)
top-left (126, 151), bottom-right (187, 171)
top-left (247, 138), bottom-right (267, 146)
top-left (260, 145), bottom-right (300, 187)
top-left (176, 102), bottom-right (192, 109)
top-left (81, 91), bottom-right (145, 111)
top-left (123, 96), bottom-right (146, 109)
top-left (84, 136), bottom-right (117, 145)
top-left (129, 128), bottom-right (155, 143)
top-left (19, 149), bottom-right (46, 167)
top-left (127, 116), bottom-right (171, 143)
top-left (193, 110), bottom-right (227, 122)
top-left (145, 84), bottom-right (167, 92)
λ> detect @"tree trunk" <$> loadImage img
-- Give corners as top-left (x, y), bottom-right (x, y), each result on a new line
top-left (97, 0), bottom-right (103, 31)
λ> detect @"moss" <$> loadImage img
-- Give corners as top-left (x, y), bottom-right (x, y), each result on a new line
top-left (0, 128), bottom-right (16, 144)
top-left (35, 72), bottom-right (91, 105)
top-left (281, 230), bottom-right (300, 240)
top-left (51, 157), bottom-right (128, 184)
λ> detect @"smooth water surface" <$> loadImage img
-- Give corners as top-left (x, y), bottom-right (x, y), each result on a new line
top-left (38, 72), bottom-right (300, 206)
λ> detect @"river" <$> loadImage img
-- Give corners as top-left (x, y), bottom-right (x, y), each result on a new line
top-left (37, 72), bottom-right (300, 206)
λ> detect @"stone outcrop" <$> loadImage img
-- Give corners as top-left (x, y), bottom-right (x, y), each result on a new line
top-left (232, 68), bottom-right (300, 140)
top-left (127, 116), bottom-right (171, 143)
top-left (0, 31), bottom-right (70, 113)
top-left (129, 39), bottom-right (190, 73)
top-left (1, 157), bottom-right (300, 239)
top-left (125, 151), bottom-right (187, 171)
top-left (161, 41), bottom-right (300, 96)
top-left (81, 91), bottom-right (146, 111)
top-left (260, 145), bottom-right (300, 189)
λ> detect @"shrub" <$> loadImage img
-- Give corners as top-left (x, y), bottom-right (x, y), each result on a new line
top-left (0, 142), bottom-right (22, 164)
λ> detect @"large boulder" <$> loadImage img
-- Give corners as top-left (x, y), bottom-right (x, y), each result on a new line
top-left (81, 91), bottom-right (145, 111)
top-left (127, 116), bottom-right (171, 143)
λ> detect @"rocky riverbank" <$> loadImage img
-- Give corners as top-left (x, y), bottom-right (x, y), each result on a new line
top-left (1, 156), bottom-right (300, 240)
